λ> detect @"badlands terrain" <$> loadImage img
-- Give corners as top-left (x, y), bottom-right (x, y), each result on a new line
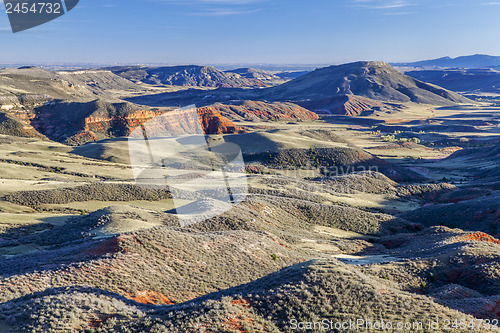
top-left (0, 60), bottom-right (498, 332)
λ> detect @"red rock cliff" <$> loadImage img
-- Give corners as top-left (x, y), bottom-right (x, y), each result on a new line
top-left (209, 101), bottom-right (319, 121)
top-left (7, 103), bottom-right (244, 145)
top-left (196, 107), bottom-right (245, 134)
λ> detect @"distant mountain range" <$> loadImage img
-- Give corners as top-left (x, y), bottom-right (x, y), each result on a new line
top-left (107, 65), bottom-right (268, 88)
top-left (0, 65), bottom-right (318, 144)
top-left (405, 68), bottom-right (500, 93)
top-left (0, 67), bottom-right (100, 103)
top-left (393, 54), bottom-right (500, 69)
top-left (260, 61), bottom-right (470, 105)
top-left (275, 70), bottom-right (312, 80)
top-left (0, 61), bottom-right (474, 145)
top-left (224, 68), bottom-right (285, 86)
top-left (261, 61), bottom-right (471, 114)
top-left (128, 61), bottom-right (471, 115)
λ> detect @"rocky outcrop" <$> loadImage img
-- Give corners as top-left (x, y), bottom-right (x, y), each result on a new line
top-left (341, 95), bottom-right (383, 116)
top-left (265, 61), bottom-right (470, 104)
top-left (196, 106), bottom-right (245, 134)
top-left (123, 290), bottom-right (174, 305)
top-left (22, 100), bottom-right (158, 145)
top-left (66, 131), bottom-right (99, 145)
top-left (127, 61), bottom-right (471, 116)
top-left (66, 110), bottom-right (167, 145)
top-left (81, 106), bottom-right (244, 139)
top-left (299, 95), bottom-right (383, 116)
top-left (225, 68), bottom-right (286, 86)
top-left (82, 110), bottom-right (165, 134)
top-left (3, 100), bottom-right (244, 145)
top-left (109, 65), bottom-right (266, 88)
top-left (208, 101), bottom-right (319, 121)
top-left (250, 61), bottom-right (472, 113)
top-left (0, 67), bottom-right (97, 103)
top-left (0, 112), bottom-right (45, 139)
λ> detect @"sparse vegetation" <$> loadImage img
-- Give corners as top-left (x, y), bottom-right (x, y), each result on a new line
top-left (0, 61), bottom-right (499, 332)
top-left (4, 183), bottom-right (172, 207)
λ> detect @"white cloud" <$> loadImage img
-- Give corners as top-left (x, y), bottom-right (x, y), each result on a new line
top-left (158, 0), bottom-right (263, 5)
top-left (191, 8), bottom-right (261, 16)
top-left (352, 0), bottom-right (412, 10)
top-left (156, 0), bottom-right (265, 16)
top-left (350, 0), bottom-right (417, 16)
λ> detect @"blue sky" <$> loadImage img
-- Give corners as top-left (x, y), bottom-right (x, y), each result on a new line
top-left (1, 0), bottom-right (500, 65)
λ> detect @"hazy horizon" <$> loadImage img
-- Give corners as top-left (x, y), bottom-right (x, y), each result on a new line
top-left (1, 0), bottom-right (500, 64)
top-left (1, 54), bottom-right (498, 72)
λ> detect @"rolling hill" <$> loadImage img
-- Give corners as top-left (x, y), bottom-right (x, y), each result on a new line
top-left (207, 101), bottom-right (319, 122)
top-left (0, 100), bottom-right (243, 145)
top-left (108, 65), bottom-right (266, 88)
top-left (0, 67), bottom-right (96, 105)
top-left (2, 226), bottom-right (498, 332)
top-left (259, 61), bottom-right (471, 107)
top-left (55, 69), bottom-right (152, 97)
top-left (0, 62), bottom-right (476, 122)
top-left (225, 68), bottom-right (286, 86)
top-left (127, 61), bottom-right (472, 115)
top-left (393, 54), bottom-right (500, 69)
top-left (0, 66), bottom-right (160, 104)
top-left (405, 68), bottom-right (500, 93)
top-left (275, 70), bottom-right (312, 80)
top-left (1, 60), bottom-right (499, 332)
top-left (445, 142), bottom-right (500, 181)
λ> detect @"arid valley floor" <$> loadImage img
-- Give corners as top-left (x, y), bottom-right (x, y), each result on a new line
top-left (0, 60), bottom-right (499, 332)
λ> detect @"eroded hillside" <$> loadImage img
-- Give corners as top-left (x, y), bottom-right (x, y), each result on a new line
top-left (0, 62), bottom-right (499, 332)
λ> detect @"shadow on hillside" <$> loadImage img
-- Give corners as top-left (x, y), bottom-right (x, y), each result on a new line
top-left (0, 221), bottom-right (108, 277)
top-left (434, 105), bottom-right (481, 111)
top-left (320, 115), bottom-right (384, 126)
top-left (223, 131), bottom-right (282, 156)
top-left (0, 222), bottom-right (53, 245)
top-left (125, 87), bottom-right (256, 108)
top-left (178, 260), bottom-right (315, 306)
top-left (0, 285), bottom-right (153, 309)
